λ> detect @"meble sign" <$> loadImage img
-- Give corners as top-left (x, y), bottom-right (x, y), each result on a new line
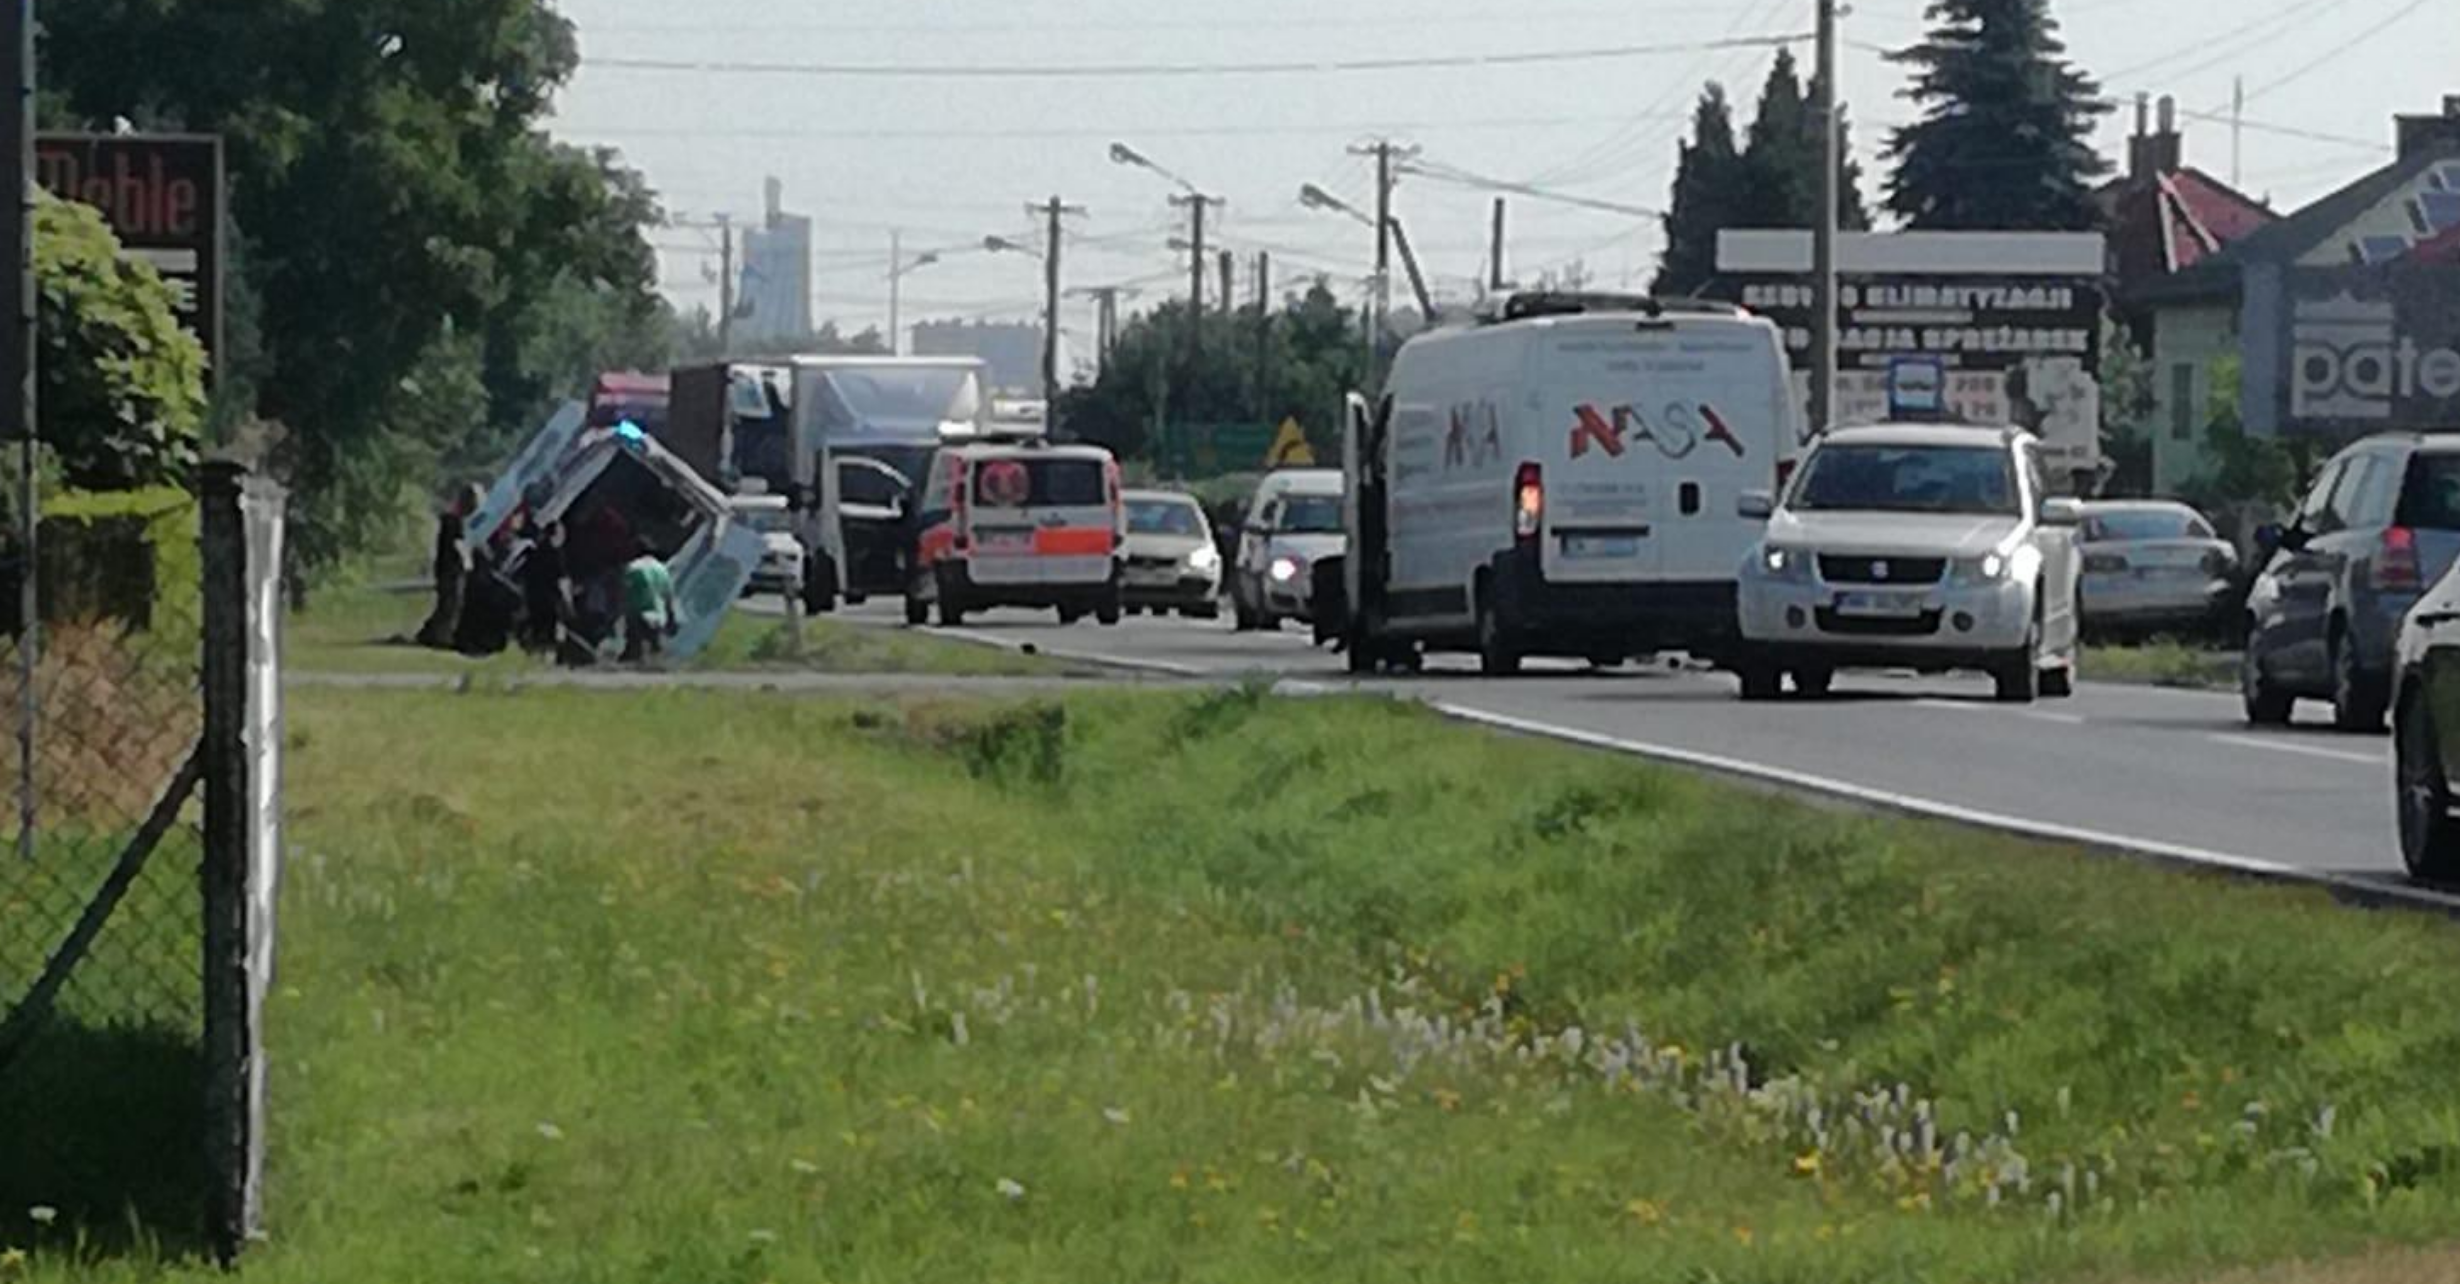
top-left (36, 133), bottom-right (226, 383)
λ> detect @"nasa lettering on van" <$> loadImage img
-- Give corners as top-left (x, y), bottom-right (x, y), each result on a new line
top-left (1568, 403), bottom-right (1746, 462)
top-left (2292, 291), bottom-right (2460, 424)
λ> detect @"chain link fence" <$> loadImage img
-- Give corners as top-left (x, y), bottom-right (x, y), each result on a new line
top-left (0, 462), bottom-right (284, 1263)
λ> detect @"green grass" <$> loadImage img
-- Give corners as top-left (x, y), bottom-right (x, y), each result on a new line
top-left (17, 686), bottom-right (2460, 1281)
top-left (2088, 640), bottom-right (2238, 690)
top-left (285, 579), bottom-right (1063, 679)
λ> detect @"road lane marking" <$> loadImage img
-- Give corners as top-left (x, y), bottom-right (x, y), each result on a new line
top-left (1426, 702), bottom-right (2460, 915)
top-left (2020, 710), bottom-right (2088, 725)
top-left (1912, 698), bottom-right (2086, 726)
top-left (2209, 734), bottom-right (2386, 768)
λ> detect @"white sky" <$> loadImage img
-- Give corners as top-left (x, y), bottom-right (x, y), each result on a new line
top-left (548, 0), bottom-right (2457, 345)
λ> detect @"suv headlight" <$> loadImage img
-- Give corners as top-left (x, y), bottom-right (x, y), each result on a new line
top-left (1951, 547), bottom-right (2037, 586)
top-left (1270, 555), bottom-right (1305, 584)
top-left (1757, 545), bottom-right (1813, 584)
top-left (1187, 544), bottom-right (1221, 573)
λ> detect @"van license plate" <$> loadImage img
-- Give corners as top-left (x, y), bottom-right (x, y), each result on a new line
top-left (1563, 535), bottom-right (1640, 559)
top-left (1835, 591), bottom-right (1925, 618)
top-left (977, 530), bottom-right (1033, 553)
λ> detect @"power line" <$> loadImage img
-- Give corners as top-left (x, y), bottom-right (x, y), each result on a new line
top-left (2241, 0), bottom-right (2434, 104)
top-left (585, 33), bottom-right (1806, 81)
top-left (558, 111), bottom-right (1676, 144)
top-left (1403, 158), bottom-right (1663, 218)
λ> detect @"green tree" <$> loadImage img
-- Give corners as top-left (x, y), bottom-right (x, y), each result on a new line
top-left (1653, 84), bottom-right (1744, 296)
top-left (1884, 0), bottom-right (2113, 230)
top-left (1735, 50), bottom-right (1871, 233)
top-left (42, 1), bottom-right (666, 574)
top-left (35, 195), bottom-right (208, 491)
top-left (1058, 281), bottom-right (1368, 465)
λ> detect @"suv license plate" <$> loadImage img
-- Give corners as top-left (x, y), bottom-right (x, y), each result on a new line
top-left (1835, 591), bottom-right (1925, 619)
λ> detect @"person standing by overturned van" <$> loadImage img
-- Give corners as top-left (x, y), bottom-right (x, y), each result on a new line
top-left (417, 483), bottom-right (484, 649)
top-left (619, 540), bottom-right (681, 663)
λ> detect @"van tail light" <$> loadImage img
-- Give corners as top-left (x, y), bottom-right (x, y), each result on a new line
top-left (1513, 462), bottom-right (1545, 544)
top-left (2378, 526), bottom-right (2423, 592)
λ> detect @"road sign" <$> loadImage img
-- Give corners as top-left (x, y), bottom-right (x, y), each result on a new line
top-left (1265, 417), bottom-right (1315, 468)
top-left (1887, 356), bottom-right (1947, 419)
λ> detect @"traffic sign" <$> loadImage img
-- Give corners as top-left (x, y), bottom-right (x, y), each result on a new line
top-left (1265, 417), bottom-right (1316, 468)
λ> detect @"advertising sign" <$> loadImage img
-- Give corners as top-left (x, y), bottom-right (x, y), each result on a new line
top-left (1716, 231), bottom-right (2108, 478)
top-left (36, 133), bottom-right (226, 381)
top-left (2282, 264), bottom-right (2460, 435)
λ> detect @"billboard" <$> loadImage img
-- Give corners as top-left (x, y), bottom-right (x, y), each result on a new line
top-left (2281, 264), bottom-right (2460, 435)
top-left (1716, 231), bottom-right (2108, 476)
top-left (36, 134), bottom-right (226, 382)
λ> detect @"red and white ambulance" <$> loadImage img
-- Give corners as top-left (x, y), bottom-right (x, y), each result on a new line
top-left (904, 439), bottom-right (1126, 627)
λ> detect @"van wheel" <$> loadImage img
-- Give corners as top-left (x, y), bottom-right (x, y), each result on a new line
top-left (1058, 606), bottom-right (1084, 625)
top-left (1476, 594), bottom-right (1522, 677)
top-left (1738, 661), bottom-right (1782, 701)
top-left (1096, 597), bottom-right (1123, 627)
top-left (1791, 666), bottom-right (1834, 699)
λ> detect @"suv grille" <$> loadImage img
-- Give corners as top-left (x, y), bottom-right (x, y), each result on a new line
top-left (1820, 555), bottom-right (1946, 585)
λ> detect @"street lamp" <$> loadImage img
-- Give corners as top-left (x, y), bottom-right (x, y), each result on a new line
top-left (886, 247), bottom-right (942, 357)
top-left (982, 235), bottom-right (1042, 259)
top-left (1298, 183), bottom-right (1375, 229)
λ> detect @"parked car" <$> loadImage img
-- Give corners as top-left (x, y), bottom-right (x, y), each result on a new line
top-left (2077, 500), bottom-right (2237, 638)
top-left (1735, 423), bottom-right (2083, 703)
top-left (2392, 564), bottom-right (2460, 879)
top-left (2242, 434), bottom-right (2460, 732)
top-left (1314, 293), bottom-right (1798, 676)
top-left (904, 438), bottom-right (1124, 627)
top-left (1232, 469), bottom-right (1344, 631)
top-left (729, 492), bottom-right (806, 599)
top-left (1120, 489), bottom-right (1222, 618)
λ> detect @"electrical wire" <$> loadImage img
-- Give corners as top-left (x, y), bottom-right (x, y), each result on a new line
top-left (2240, 0), bottom-right (2434, 104)
top-left (585, 33), bottom-right (1807, 81)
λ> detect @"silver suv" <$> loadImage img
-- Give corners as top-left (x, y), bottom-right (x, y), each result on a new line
top-left (1735, 424), bottom-right (2085, 703)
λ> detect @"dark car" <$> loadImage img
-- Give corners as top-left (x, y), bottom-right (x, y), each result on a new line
top-left (2242, 435), bottom-right (2460, 732)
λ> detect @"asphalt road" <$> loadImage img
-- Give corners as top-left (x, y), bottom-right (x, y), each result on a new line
top-left (836, 600), bottom-right (2412, 888)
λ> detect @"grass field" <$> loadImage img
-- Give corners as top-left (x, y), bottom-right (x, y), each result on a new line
top-left (286, 579), bottom-right (1063, 679)
top-left (2086, 640), bottom-right (2238, 691)
top-left (14, 685), bottom-right (2460, 1282)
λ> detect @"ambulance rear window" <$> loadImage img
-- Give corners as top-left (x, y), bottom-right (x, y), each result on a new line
top-left (973, 457), bottom-right (1105, 508)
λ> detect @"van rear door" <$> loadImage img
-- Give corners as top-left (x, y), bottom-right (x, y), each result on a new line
top-left (966, 454), bottom-right (1117, 586)
top-left (1535, 319), bottom-right (1785, 585)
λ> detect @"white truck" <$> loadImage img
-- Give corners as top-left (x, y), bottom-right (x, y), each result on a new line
top-left (786, 356), bottom-right (999, 612)
top-left (1313, 293), bottom-right (1800, 675)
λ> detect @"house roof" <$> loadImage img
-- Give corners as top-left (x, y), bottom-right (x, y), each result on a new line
top-left (2098, 164), bottom-right (2275, 300)
top-left (2136, 143), bottom-right (2460, 304)
top-left (2413, 221), bottom-right (2460, 266)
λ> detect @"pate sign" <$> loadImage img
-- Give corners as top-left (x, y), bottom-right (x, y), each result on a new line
top-left (36, 133), bottom-right (227, 382)
top-left (2283, 264), bottom-right (2460, 434)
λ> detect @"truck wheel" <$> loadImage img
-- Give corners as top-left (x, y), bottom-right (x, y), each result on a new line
top-left (1096, 598), bottom-right (1123, 627)
top-left (1476, 589), bottom-right (1521, 677)
top-left (1791, 666), bottom-right (1834, 698)
top-left (803, 557), bottom-right (838, 615)
top-left (1737, 661), bottom-right (1782, 701)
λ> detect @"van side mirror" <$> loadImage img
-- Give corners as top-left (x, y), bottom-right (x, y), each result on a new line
top-left (2039, 498), bottom-right (2084, 527)
top-left (1737, 490), bottom-right (1775, 521)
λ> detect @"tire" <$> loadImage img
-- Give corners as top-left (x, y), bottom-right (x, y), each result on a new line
top-left (1184, 603), bottom-right (1221, 621)
top-left (1993, 608), bottom-right (2042, 704)
top-left (2040, 659), bottom-right (2076, 699)
top-left (2242, 634), bottom-right (2294, 726)
top-left (935, 570), bottom-right (966, 628)
top-left (903, 586), bottom-right (929, 627)
top-left (1791, 666), bottom-right (1834, 699)
top-left (2332, 626), bottom-right (2389, 733)
top-left (1475, 587), bottom-right (1521, 677)
top-left (1096, 597), bottom-right (1123, 627)
top-left (1058, 606), bottom-right (1084, 626)
top-left (1738, 661), bottom-right (1783, 701)
top-left (2398, 690), bottom-right (2460, 881)
top-left (802, 557), bottom-right (838, 616)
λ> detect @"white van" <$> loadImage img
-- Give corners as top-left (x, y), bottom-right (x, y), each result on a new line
top-left (1318, 294), bottom-right (1799, 674)
top-left (903, 439), bottom-right (1126, 627)
top-left (1231, 468), bottom-right (1345, 630)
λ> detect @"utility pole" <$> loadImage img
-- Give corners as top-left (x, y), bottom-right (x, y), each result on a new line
top-left (1490, 198), bottom-right (1509, 295)
top-left (2231, 76), bottom-right (2246, 188)
top-left (1349, 139), bottom-right (1419, 387)
top-left (1033, 196), bottom-right (1087, 408)
top-left (1254, 252), bottom-right (1272, 421)
top-left (715, 214), bottom-right (737, 358)
top-left (1218, 251), bottom-right (1235, 319)
top-left (1811, 0), bottom-right (1840, 438)
top-left (1168, 192), bottom-right (1221, 368)
top-left (888, 230), bottom-right (902, 357)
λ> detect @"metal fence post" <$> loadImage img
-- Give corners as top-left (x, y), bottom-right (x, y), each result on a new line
top-left (197, 459), bottom-right (249, 1262)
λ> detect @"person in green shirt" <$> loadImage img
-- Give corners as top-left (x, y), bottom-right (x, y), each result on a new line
top-left (620, 541), bottom-right (680, 663)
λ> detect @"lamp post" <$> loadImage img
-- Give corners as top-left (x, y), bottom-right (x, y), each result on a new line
top-left (886, 242), bottom-right (942, 357)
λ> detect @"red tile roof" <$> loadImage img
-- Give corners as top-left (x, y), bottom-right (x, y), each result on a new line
top-left (2412, 222), bottom-right (2460, 265)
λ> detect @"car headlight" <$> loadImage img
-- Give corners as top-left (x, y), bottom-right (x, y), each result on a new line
top-left (1757, 545), bottom-right (1812, 584)
top-left (1270, 556), bottom-right (1304, 584)
top-left (1187, 544), bottom-right (1221, 573)
top-left (1950, 547), bottom-right (2034, 585)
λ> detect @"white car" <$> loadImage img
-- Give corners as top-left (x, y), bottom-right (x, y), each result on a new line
top-left (1233, 469), bottom-right (1345, 630)
top-left (1735, 423), bottom-right (2084, 703)
top-left (729, 493), bottom-right (806, 598)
